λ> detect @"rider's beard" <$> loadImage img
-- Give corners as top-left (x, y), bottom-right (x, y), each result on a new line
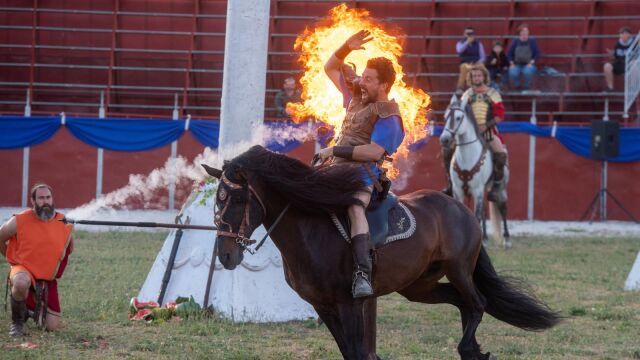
top-left (35, 203), bottom-right (55, 220)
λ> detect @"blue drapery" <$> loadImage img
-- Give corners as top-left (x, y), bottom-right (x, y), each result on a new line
top-left (411, 122), bottom-right (640, 163)
top-left (1, 116), bottom-right (639, 162)
top-left (0, 116), bottom-right (304, 153)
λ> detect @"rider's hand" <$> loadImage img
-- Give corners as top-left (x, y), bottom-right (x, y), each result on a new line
top-left (319, 147), bottom-right (333, 161)
top-left (345, 30), bottom-right (373, 51)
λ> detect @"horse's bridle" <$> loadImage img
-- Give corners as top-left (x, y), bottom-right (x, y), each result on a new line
top-left (214, 171), bottom-right (290, 254)
top-left (214, 172), bottom-right (266, 252)
top-left (444, 105), bottom-right (479, 147)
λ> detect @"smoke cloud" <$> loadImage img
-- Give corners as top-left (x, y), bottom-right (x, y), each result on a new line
top-left (67, 123), bottom-right (315, 220)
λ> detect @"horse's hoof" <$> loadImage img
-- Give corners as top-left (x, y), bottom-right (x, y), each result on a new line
top-left (482, 240), bottom-right (489, 248)
top-left (504, 240), bottom-right (512, 250)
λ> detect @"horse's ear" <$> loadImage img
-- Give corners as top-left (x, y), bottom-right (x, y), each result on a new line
top-left (449, 93), bottom-right (458, 105)
top-left (201, 164), bottom-right (222, 179)
top-left (460, 97), bottom-right (468, 110)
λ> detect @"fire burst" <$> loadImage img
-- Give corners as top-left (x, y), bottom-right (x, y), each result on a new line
top-left (290, 4), bottom-right (431, 174)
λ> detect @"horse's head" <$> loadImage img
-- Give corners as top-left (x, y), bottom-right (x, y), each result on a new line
top-left (440, 94), bottom-right (472, 147)
top-left (202, 163), bottom-right (266, 270)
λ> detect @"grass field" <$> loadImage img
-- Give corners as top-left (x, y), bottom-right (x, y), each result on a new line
top-left (1, 231), bottom-right (639, 359)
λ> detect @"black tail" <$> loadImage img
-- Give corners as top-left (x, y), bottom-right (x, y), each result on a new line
top-left (474, 247), bottom-right (562, 331)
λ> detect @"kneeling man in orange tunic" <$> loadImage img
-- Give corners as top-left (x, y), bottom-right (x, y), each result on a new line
top-left (0, 183), bottom-right (73, 336)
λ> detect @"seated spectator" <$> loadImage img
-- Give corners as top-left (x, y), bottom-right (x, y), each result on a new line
top-left (456, 26), bottom-right (486, 95)
top-left (485, 41), bottom-right (509, 90)
top-left (507, 24), bottom-right (541, 90)
top-left (603, 26), bottom-right (635, 92)
top-left (274, 77), bottom-right (301, 119)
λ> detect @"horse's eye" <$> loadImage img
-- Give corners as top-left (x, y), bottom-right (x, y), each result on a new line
top-left (218, 188), bottom-right (227, 201)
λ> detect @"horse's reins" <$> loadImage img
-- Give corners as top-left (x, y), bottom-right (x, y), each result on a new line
top-left (214, 172), bottom-right (289, 255)
top-left (446, 104), bottom-right (487, 196)
top-left (444, 105), bottom-right (480, 147)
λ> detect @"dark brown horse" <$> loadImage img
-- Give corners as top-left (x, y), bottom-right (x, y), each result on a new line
top-left (203, 145), bottom-right (560, 360)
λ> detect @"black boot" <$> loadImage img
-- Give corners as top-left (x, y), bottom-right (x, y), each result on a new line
top-left (351, 233), bottom-right (373, 298)
top-left (9, 296), bottom-right (27, 337)
top-left (488, 152), bottom-right (507, 202)
top-left (441, 146), bottom-right (455, 197)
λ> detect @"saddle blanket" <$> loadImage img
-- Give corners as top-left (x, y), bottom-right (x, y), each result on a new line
top-left (330, 197), bottom-right (416, 249)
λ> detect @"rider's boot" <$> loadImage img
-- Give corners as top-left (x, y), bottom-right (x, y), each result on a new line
top-left (9, 296), bottom-right (27, 337)
top-left (351, 233), bottom-right (373, 298)
top-left (441, 146), bottom-right (455, 197)
top-left (488, 152), bottom-right (507, 202)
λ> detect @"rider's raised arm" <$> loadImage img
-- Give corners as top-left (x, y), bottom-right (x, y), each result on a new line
top-left (324, 30), bottom-right (372, 92)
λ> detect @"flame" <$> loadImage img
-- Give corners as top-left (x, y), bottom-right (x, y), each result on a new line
top-left (290, 4), bottom-right (431, 175)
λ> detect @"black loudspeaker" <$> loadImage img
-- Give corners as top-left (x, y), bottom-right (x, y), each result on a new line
top-left (591, 120), bottom-right (619, 160)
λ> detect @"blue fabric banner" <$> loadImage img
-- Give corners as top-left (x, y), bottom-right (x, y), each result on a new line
top-left (1, 115), bottom-right (639, 162)
top-left (189, 120), bottom-right (219, 149)
top-left (0, 116), bottom-right (61, 149)
top-left (66, 117), bottom-right (185, 151)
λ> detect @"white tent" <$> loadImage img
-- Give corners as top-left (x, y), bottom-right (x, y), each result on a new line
top-left (138, 182), bottom-right (317, 322)
top-left (624, 251), bottom-right (640, 291)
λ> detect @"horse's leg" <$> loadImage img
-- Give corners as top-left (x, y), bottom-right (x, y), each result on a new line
top-left (476, 196), bottom-right (488, 246)
top-left (314, 306), bottom-right (351, 359)
top-left (447, 268), bottom-right (491, 360)
top-left (336, 301), bottom-right (377, 360)
top-left (363, 298), bottom-right (379, 360)
top-left (500, 201), bottom-right (512, 249)
top-left (399, 279), bottom-right (485, 359)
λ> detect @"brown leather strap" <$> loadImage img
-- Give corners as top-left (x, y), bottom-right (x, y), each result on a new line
top-left (453, 147), bottom-right (488, 197)
top-left (362, 163), bottom-right (383, 193)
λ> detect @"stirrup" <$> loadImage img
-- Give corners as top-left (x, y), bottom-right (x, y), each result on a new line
top-left (352, 270), bottom-right (373, 298)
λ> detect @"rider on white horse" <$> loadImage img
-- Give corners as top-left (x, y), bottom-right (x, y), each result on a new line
top-left (441, 64), bottom-right (507, 202)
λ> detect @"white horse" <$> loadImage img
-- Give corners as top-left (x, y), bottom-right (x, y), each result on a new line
top-left (440, 95), bottom-right (511, 248)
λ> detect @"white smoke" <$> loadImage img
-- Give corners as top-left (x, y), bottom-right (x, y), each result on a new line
top-left (67, 122), bottom-right (315, 220)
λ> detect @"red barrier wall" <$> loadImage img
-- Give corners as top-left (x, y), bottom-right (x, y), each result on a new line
top-left (1, 133), bottom-right (637, 220)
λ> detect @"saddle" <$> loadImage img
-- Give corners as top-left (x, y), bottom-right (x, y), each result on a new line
top-left (331, 193), bottom-right (416, 248)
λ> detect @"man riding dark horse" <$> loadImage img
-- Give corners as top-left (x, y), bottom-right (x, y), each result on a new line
top-left (319, 30), bottom-right (405, 298)
top-left (441, 64), bottom-right (508, 202)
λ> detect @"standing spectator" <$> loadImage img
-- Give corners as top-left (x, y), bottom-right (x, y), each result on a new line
top-left (455, 27), bottom-right (486, 95)
top-left (274, 77), bottom-right (302, 119)
top-left (485, 41), bottom-right (509, 90)
top-left (507, 24), bottom-right (541, 90)
top-left (603, 26), bottom-right (635, 92)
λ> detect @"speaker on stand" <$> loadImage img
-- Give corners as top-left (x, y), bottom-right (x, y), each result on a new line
top-left (581, 116), bottom-right (637, 222)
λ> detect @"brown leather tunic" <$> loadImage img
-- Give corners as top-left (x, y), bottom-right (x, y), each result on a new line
top-left (333, 82), bottom-right (401, 163)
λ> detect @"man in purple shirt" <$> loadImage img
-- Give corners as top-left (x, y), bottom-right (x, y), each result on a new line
top-left (319, 30), bottom-right (405, 298)
top-left (456, 26), bottom-right (486, 95)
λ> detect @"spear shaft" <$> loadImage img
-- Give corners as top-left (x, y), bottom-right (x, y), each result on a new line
top-left (62, 218), bottom-right (217, 231)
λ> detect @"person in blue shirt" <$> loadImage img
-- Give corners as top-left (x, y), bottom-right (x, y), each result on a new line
top-left (319, 30), bottom-right (405, 298)
top-left (507, 24), bottom-right (541, 90)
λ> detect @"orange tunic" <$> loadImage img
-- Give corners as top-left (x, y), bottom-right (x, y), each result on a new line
top-left (6, 209), bottom-right (73, 281)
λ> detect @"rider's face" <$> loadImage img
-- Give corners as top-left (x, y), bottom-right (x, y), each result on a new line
top-left (360, 68), bottom-right (386, 104)
top-left (471, 70), bottom-right (484, 87)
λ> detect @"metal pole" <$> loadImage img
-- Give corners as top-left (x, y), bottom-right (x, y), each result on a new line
top-left (601, 100), bottom-right (609, 221)
top-left (527, 96), bottom-right (536, 221)
top-left (21, 89), bottom-right (31, 208)
top-left (62, 218), bottom-right (217, 231)
top-left (168, 94), bottom-right (179, 210)
top-left (96, 91), bottom-right (105, 199)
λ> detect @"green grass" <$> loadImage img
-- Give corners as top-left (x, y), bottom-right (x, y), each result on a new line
top-left (1, 232), bottom-right (639, 359)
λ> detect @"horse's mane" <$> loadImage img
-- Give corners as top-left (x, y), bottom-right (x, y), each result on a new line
top-left (226, 145), bottom-right (365, 214)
